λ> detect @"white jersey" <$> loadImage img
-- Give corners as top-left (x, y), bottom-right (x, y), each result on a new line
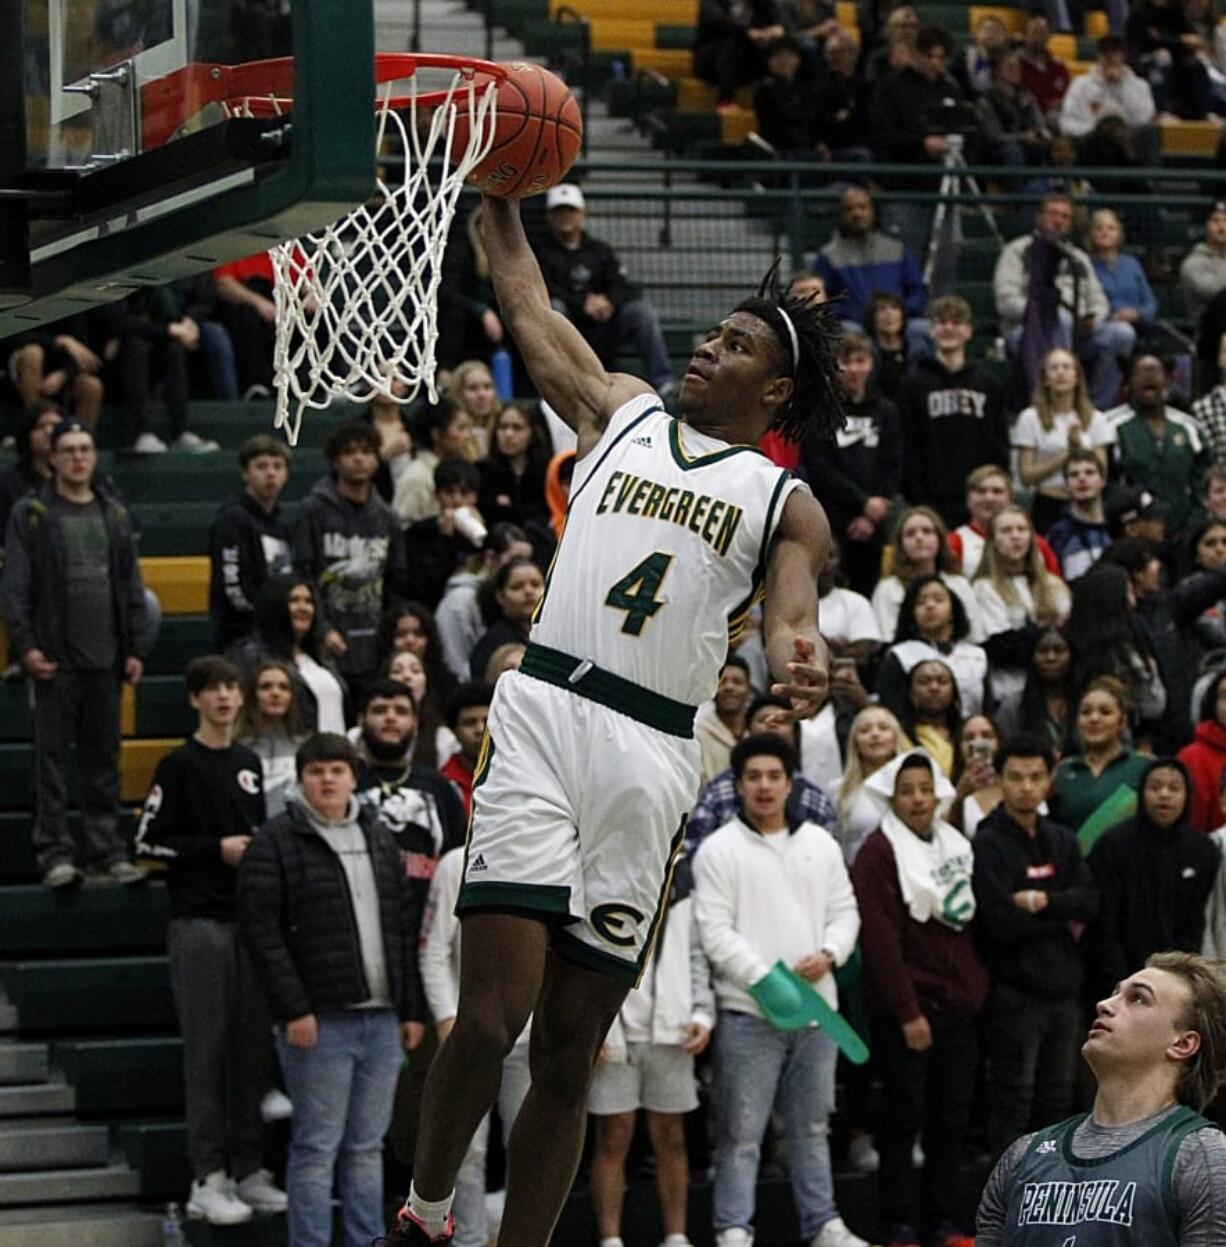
top-left (532, 393), bottom-right (804, 707)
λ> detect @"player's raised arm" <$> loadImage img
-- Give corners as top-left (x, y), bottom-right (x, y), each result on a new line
top-left (482, 197), bottom-right (649, 454)
top-left (763, 487), bottom-right (831, 720)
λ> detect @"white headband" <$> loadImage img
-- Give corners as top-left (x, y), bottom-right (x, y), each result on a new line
top-left (777, 307), bottom-right (800, 375)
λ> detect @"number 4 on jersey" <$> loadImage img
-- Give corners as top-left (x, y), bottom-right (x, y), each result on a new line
top-left (605, 552), bottom-right (675, 636)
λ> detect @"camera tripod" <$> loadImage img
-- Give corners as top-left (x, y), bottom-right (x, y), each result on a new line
top-left (923, 134), bottom-right (1003, 288)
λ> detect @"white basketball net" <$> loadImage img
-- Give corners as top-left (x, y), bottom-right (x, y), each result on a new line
top-left (260, 69), bottom-right (499, 445)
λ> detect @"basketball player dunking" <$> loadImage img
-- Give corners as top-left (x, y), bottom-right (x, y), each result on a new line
top-left (975, 952), bottom-right (1226, 1245)
top-left (385, 197), bottom-right (845, 1246)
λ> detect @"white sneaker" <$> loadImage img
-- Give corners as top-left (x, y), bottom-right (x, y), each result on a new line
top-left (107, 860), bottom-right (147, 885)
top-left (235, 1167), bottom-right (288, 1214)
top-left (131, 432), bottom-right (168, 454)
top-left (660, 1236), bottom-right (694, 1247)
top-left (715, 1231), bottom-right (754, 1247)
top-left (847, 1133), bottom-right (880, 1173)
top-left (43, 862), bottom-right (83, 889)
top-left (812, 1217), bottom-right (870, 1247)
top-left (912, 1139), bottom-right (925, 1168)
top-left (173, 430), bottom-right (220, 454)
top-left (260, 1088), bottom-right (293, 1121)
top-left (186, 1171), bottom-right (254, 1225)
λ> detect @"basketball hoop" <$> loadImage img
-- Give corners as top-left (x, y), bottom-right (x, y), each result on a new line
top-left (220, 53), bottom-right (506, 445)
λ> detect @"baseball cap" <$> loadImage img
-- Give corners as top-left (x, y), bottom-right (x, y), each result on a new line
top-left (1105, 486), bottom-right (1162, 531)
top-left (1206, 200), bottom-right (1226, 221)
top-left (545, 184), bottom-right (585, 212)
top-left (48, 417), bottom-right (91, 450)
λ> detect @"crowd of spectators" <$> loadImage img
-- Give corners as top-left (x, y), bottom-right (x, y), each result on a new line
top-left (7, 15), bottom-right (1226, 1245)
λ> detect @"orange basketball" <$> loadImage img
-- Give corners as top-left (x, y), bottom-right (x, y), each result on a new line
top-left (452, 62), bottom-right (583, 199)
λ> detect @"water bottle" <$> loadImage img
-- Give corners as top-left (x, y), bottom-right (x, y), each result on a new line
top-left (162, 1202), bottom-right (186, 1247)
top-left (490, 347), bottom-right (514, 402)
top-left (610, 58), bottom-right (626, 83)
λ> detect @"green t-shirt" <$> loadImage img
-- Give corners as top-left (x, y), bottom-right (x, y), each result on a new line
top-left (1049, 751), bottom-right (1151, 832)
top-left (53, 494), bottom-right (117, 671)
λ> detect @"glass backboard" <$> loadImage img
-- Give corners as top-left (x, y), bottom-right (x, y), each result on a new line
top-left (2, 0), bottom-right (375, 334)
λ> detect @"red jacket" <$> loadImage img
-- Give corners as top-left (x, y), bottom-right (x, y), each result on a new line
top-left (850, 829), bottom-right (990, 1025)
top-left (440, 754), bottom-right (474, 817)
top-left (1177, 719), bottom-right (1226, 832)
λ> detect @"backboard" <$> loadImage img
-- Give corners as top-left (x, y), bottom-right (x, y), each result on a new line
top-left (1, 0), bottom-right (377, 335)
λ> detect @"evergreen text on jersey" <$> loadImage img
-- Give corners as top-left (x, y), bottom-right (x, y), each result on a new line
top-left (595, 470), bottom-right (745, 558)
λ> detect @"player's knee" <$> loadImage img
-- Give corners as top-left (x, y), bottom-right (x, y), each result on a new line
top-left (531, 1032), bottom-right (603, 1103)
top-left (451, 1005), bottom-right (524, 1065)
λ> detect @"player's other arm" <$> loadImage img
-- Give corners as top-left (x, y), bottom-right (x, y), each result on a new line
top-left (763, 487), bottom-right (830, 720)
top-left (482, 197), bottom-right (651, 456)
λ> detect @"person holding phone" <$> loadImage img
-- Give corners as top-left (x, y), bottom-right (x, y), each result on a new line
top-left (952, 715), bottom-right (1004, 837)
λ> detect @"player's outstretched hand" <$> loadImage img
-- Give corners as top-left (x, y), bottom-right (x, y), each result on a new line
top-left (771, 635), bottom-right (828, 721)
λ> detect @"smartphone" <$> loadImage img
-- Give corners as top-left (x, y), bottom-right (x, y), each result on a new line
top-left (831, 657), bottom-right (856, 678)
top-left (968, 737), bottom-right (993, 764)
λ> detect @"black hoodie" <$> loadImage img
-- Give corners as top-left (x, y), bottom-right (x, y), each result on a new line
top-left (1085, 758), bottom-right (1222, 998)
top-left (208, 492), bottom-right (293, 650)
top-left (899, 354), bottom-right (1009, 523)
top-left (802, 389), bottom-right (903, 538)
top-left (292, 476), bottom-right (409, 680)
top-left (971, 804), bottom-right (1099, 1000)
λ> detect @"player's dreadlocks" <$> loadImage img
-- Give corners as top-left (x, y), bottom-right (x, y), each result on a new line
top-left (734, 259), bottom-right (846, 447)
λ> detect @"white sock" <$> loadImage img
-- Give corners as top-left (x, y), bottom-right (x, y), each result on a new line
top-left (408, 1183), bottom-right (454, 1238)
top-left (599, 1238), bottom-right (625, 1247)
top-left (662, 1236), bottom-right (691, 1247)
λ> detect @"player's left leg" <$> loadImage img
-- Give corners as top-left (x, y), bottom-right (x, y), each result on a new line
top-left (498, 950), bottom-right (631, 1247)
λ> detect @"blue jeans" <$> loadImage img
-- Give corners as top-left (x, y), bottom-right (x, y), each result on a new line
top-left (453, 1041), bottom-right (532, 1247)
top-left (275, 1009), bottom-right (402, 1247)
top-left (712, 1010), bottom-right (838, 1240)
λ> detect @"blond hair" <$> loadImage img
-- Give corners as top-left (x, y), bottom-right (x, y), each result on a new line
top-left (1033, 347), bottom-right (1094, 433)
top-left (973, 504), bottom-right (1065, 622)
top-left (1145, 952), bottom-right (1226, 1111)
top-left (838, 705), bottom-right (911, 827)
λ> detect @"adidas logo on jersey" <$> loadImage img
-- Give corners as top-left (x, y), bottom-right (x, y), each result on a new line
top-left (630, 435), bottom-right (654, 448)
top-left (470, 853), bottom-right (488, 873)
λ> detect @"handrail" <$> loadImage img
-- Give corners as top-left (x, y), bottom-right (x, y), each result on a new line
top-left (553, 6), bottom-right (591, 159)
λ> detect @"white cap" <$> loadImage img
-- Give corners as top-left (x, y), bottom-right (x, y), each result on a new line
top-left (545, 184), bottom-right (585, 212)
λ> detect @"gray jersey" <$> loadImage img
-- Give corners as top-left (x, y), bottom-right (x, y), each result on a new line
top-left (976, 1105), bottom-right (1226, 1246)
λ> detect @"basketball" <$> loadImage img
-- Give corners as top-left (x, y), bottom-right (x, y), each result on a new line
top-left (453, 61), bottom-right (583, 199)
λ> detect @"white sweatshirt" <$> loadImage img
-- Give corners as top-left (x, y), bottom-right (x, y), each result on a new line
top-left (693, 814), bottom-right (860, 1019)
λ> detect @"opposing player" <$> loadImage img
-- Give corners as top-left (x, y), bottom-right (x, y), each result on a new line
top-left (975, 951), bottom-right (1226, 1245)
top-left (385, 196), bottom-right (844, 1247)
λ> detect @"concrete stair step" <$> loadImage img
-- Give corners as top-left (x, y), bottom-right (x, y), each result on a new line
top-left (0, 1162), bottom-right (140, 1206)
top-left (0, 1203), bottom-right (164, 1247)
top-left (0, 1042), bottom-right (49, 1086)
top-left (0, 1120), bottom-right (110, 1172)
top-left (0, 1082), bottom-right (75, 1119)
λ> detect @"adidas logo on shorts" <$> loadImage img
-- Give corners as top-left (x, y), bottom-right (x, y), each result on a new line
top-left (631, 434), bottom-right (653, 448)
top-left (470, 853), bottom-right (488, 873)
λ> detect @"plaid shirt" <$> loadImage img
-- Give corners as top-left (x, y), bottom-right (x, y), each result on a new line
top-left (686, 768), bottom-right (838, 852)
top-left (1193, 385), bottom-right (1226, 466)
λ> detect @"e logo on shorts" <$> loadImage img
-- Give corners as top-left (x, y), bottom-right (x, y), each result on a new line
top-left (591, 903), bottom-right (645, 947)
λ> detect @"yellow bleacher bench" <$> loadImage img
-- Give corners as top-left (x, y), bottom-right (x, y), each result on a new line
top-left (549, 0), bottom-right (697, 18)
top-left (121, 739), bottom-right (179, 802)
top-left (140, 557), bottom-right (210, 616)
top-left (633, 47), bottom-right (694, 77)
